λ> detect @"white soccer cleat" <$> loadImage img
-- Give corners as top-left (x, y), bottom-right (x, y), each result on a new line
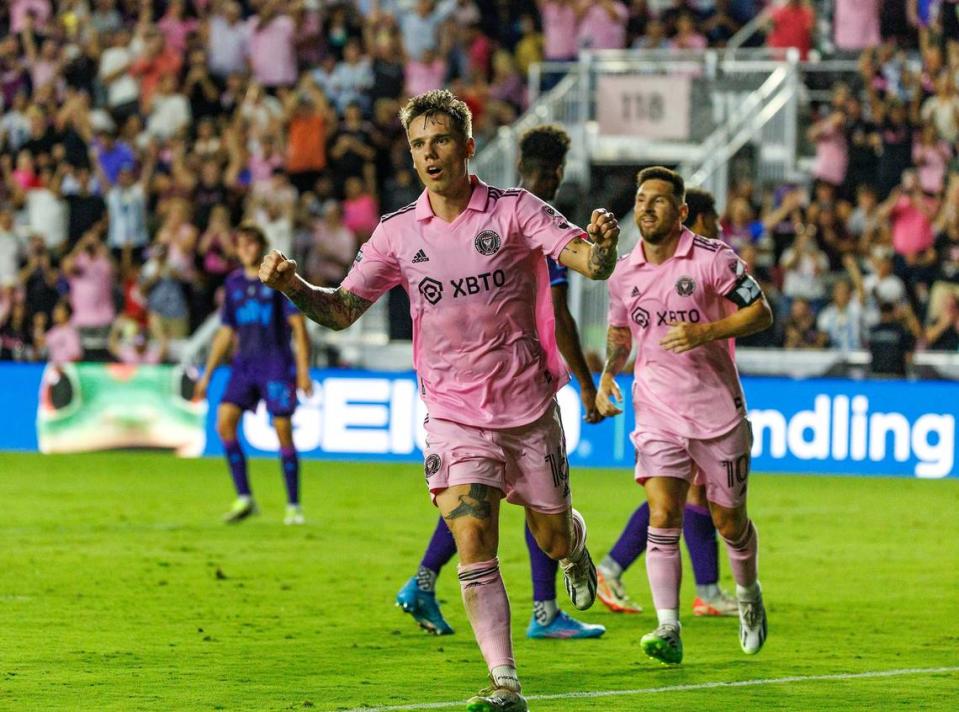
top-left (561, 509), bottom-right (597, 611)
top-left (738, 582), bottom-right (767, 654)
top-left (284, 504), bottom-right (305, 526)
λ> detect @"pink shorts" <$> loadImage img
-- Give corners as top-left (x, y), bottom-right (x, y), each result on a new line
top-left (631, 419), bottom-right (753, 509)
top-left (422, 401), bottom-right (571, 514)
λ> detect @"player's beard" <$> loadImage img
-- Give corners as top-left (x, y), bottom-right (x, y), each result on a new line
top-left (638, 214), bottom-right (674, 244)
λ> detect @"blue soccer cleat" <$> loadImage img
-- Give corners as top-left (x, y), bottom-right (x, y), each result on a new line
top-left (395, 577), bottom-right (454, 635)
top-left (526, 610), bottom-right (606, 639)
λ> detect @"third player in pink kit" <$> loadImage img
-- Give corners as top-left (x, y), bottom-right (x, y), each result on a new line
top-left (597, 167), bottom-right (773, 665)
top-left (259, 90), bottom-right (620, 712)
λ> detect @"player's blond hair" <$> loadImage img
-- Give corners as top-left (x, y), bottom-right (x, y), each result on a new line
top-left (399, 90), bottom-right (473, 140)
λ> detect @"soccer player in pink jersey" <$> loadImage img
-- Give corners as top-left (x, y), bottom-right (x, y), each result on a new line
top-left (596, 168), bottom-right (773, 665)
top-left (395, 124), bottom-right (606, 643)
top-left (596, 187), bottom-right (741, 619)
top-left (259, 90), bottom-right (620, 711)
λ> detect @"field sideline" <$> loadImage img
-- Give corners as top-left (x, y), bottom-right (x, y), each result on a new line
top-left (1, 453), bottom-right (957, 711)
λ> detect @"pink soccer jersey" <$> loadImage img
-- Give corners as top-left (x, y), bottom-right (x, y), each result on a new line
top-left (608, 228), bottom-right (754, 440)
top-left (342, 176), bottom-right (585, 428)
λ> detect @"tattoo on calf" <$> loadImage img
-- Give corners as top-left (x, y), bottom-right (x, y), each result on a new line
top-left (444, 484), bottom-right (492, 521)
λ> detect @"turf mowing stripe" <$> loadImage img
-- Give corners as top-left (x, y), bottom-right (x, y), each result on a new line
top-left (338, 666), bottom-right (959, 712)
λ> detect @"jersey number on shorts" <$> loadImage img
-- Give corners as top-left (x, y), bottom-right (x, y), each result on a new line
top-left (722, 454), bottom-right (750, 490)
top-left (545, 449), bottom-right (570, 497)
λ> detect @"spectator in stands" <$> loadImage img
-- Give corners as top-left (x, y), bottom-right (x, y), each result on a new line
top-left (146, 74), bottom-right (191, 140)
top-left (328, 102), bottom-right (377, 193)
top-left (99, 144), bottom-right (153, 262)
top-left (63, 231), bottom-right (116, 334)
top-left (284, 80), bottom-right (332, 195)
top-left (808, 88), bottom-right (850, 191)
top-left (868, 302), bottom-right (914, 376)
top-left (578, 0), bottom-right (629, 50)
top-left (842, 94), bottom-right (880, 199)
top-left (402, 0), bottom-right (453, 62)
top-left (0, 207), bottom-right (23, 294)
top-left (834, 0), bottom-right (881, 53)
top-left (41, 300), bottom-right (83, 365)
top-left (913, 123), bottom-right (951, 196)
top-left (140, 242), bottom-right (189, 341)
top-left (877, 169), bottom-right (938, 264)
top-left (920, 73), bottom-right (959, 143)
top-left (783, 297), bottom-right (828, 349)
top-left (247, 1), bottom-right (297, 90)
top-left (206, 1), bottom-right (248, 81)
top-left (670, 12), bottom-right (707, 50)
top-left (197, 204), bottom-right (236, 305)
top-left (61, 164), bottom-right (107, 249)
top-left (331, 38), bottom-right (375, 115)
top-left (405, 47), bottom-right (447, 98)
top-left (342, 176), bottom-right (380, 244)
top-left (767, 0), bottom-right (815, 61)
top-left (877, 100), bottom-right (914, 197)
top-left (925, 293), bottom-right (959, 350)
top-left (779, 230), bottom-right (830, 311)
top-left (0, 295), bottom-right (34, 361)
top-left (130, 26), bottom-right (182, 114)
top-left (514, 14), bottom-right (544, 77)
top-left (303, 199), bottom-right (357, 288)
top-left (18, 236), bottom-right (61, 323)
top-left (538, 0), bottom-right (579, 62)
top-left (108, 317), bottom-right (167, 364)
top-left (817, 265), bottom-right (866, 352)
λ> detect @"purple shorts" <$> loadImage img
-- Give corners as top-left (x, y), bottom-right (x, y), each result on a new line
top-left (422, 401), bottom-right (571, 514)
top-left (631, 419), bottom-right (753, 509)
top-left (222, 365), bottom-right (296, 417)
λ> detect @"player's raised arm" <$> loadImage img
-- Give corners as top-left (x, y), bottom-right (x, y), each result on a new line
top-left (596, 325), bottom-right (632, 417)
top-left (558, 209), bottom-right (620, 280)
top-left (259, 250), bottom-right (373, 331)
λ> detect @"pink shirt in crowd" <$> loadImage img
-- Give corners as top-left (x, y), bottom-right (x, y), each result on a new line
top-left (45, 324), bottom-right (83, 364)
top-left (578, 2), bottom-right (629, 50)
top-left (157, 16), bottom-right (200, 54)
top-left (69, 252), bottom-right (116, 328)
top-left (247, 14), bottom-right (297, 87)
top-left (890, 195), bottom-right (937, 257)
top-left (913, 141), bottom-right (951, 195)
top-left (541, 1), bottom-right (578, 60)
top-left (342, 177), bottom-right (584, 428)
top-left (812, 121), bottom-right (848, 187)
top-left (10, 0), bottom-right (51, 32)
top-left (343, 194), bottom-right (380, 236)
top-left (405, 59), bottom-right (447, 97)
top-left (607, 228), bottom-right (748, 440)
top-left (833, 0), bottom-right (881, 51)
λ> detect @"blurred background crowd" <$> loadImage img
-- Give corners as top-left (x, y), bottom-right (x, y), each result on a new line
top-left (0, 0), bottom-right (954, 375)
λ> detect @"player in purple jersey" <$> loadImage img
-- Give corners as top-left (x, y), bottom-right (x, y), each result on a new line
top-left (195, 225), bottom-right (313, 525)
top-left (596, 168), bottom-right (772, 665)
top-left (595, 188), bottom-right (740, 619)
top-left (395, 125), bottom-right (606, 642)
top-left (259, 90), bottom-right (620, 712)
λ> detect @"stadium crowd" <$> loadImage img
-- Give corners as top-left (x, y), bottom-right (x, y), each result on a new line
top-left (0, 0), bottom-right (955, 374)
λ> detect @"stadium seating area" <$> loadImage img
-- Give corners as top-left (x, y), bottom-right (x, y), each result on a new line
top-left (0, 0), bottom-right (955, 371)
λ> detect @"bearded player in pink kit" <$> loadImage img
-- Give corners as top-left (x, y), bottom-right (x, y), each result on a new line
top-left (596, 167), bottom-right (773, 665)
top-left (260, 90), bottom-right (620, 711)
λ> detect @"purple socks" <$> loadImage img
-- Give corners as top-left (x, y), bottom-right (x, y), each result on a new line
top-left (223, 440), bottom-right (250, 496)
top-left (607, 502), bottom-right (720, 586)
top-left (524, 522), bottom-right (558, 602)
top-left (280, 446), bottom-right (299, 505)
top-left (420, 516), bottom-right (458, 576)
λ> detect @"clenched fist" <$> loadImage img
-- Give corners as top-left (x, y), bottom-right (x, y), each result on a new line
top-left (259, 250), bottom-right (298, 293)
top-left (587, 208), bottom-right (620, 248)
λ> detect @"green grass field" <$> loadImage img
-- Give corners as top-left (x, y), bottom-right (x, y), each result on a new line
top-left (1, 452), bottom-right (957, 711)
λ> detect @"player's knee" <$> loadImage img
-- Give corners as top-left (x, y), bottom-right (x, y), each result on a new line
top-left (712, 506), bottom-right (749, 541)
top-left (216, 419), bottom-right (237, 442)
top-left (536, 529), bottom-right (571, 560)
top-left (451, 522), bottom-right (497, 561)
top-left (648, 501), bottom-right (684, 529)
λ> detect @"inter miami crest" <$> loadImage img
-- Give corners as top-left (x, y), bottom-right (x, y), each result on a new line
top-left (474, 230), bottom-right (501, 256)
top-left (418, 277), bottom-right (443, 305)
top-left (424, 454), bottom-right (441, 478)
top-left (675, 276), bottom-right (696, 297)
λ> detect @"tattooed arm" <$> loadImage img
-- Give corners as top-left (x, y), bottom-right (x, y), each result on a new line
top-left (596, 325), bottom-right (632, 417)
top-left (260, 250), bottom-right (373, 331)
top-left (558, 209), bottom-right (620, 280)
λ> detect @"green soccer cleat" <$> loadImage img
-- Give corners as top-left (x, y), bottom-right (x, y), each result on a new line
top-left (641, 623), bottom-right (683, 665)
top-left (466, 687), bottom-right (528, 712)
top-left (223, 496), bottom-right (258, 524)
